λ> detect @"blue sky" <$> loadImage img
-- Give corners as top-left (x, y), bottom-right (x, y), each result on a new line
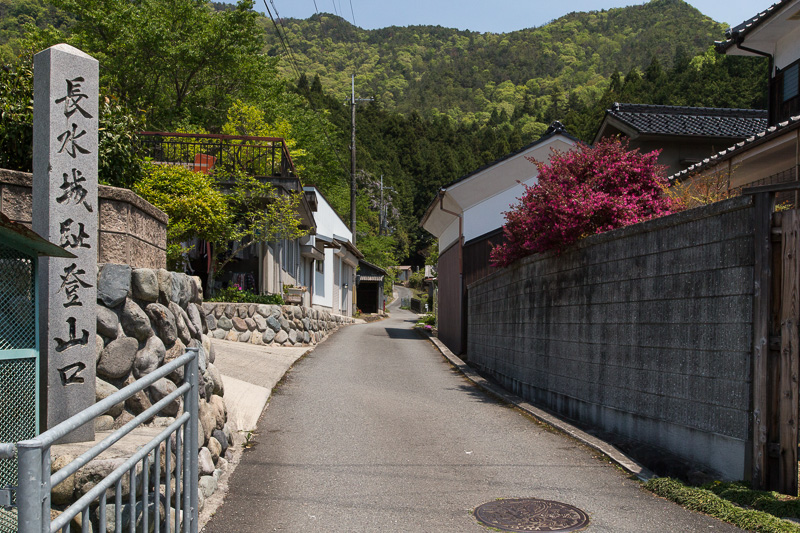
top-left (229, 0), bottom-right (776, 33)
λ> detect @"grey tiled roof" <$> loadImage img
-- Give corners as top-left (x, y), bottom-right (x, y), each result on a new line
top-left (716, 0), bottom-right (791, 53)
top-left (668, 114), bottom-right (800, 184)
top-left (606, 103), bottom-right (768, 138)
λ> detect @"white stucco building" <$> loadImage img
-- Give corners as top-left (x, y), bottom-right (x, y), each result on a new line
top-left (420, 121), bottom-right (578, 354)
top-left (302, 187), bottom-right (361, 317)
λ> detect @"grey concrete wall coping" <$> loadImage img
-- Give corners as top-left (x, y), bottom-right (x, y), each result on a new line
top-left (469, 195), bottom-right (754, 291)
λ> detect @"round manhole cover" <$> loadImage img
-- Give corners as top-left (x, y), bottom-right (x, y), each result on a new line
top-left (474, 498), bottom-right (590, 532)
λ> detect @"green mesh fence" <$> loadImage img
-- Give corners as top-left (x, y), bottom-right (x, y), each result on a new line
top-left (0, 246), bottom-right (35, 351)
top-left (0, 357), bottom-right (36, 532)
top-left (0, 244), bottom-right (38, 532)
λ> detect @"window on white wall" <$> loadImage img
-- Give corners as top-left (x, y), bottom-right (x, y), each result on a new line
top-left (784, 62), bottom-right (800, 102)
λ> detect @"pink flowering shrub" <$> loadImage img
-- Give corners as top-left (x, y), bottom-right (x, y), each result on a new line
top-left (490, 138), bottom-right (674, 268)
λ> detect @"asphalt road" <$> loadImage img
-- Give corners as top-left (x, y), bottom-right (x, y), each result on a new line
top-left (203, 303), bottom-right (741, 532)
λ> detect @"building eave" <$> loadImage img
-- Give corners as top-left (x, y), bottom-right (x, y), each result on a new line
top-left (668, 115), bottom-right (800, 183)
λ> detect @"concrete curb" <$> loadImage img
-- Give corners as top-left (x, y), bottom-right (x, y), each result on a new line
top-left (417, 328), bottom-right (655, 482)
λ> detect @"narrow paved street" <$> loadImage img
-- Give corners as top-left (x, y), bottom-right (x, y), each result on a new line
top-left (204, 302), bottom-right (741, 532)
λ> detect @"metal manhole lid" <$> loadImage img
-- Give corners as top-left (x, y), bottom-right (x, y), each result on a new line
top-left (474, 498), bottom-right (590, 532)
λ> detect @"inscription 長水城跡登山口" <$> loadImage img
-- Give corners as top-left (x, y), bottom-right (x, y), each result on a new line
top-left (33, 45), bottom-right (100, 439)
top-left (53, 75), bottom-right (94, 385)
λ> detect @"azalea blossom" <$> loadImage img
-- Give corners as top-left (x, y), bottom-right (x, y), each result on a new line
top-left (490, 138), bottom-right (674, 267)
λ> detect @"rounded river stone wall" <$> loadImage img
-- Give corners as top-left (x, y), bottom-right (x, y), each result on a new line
top-left (51, 263), bottom-right (230, 526)
top-left (204, 302), bottom-right (354, 346)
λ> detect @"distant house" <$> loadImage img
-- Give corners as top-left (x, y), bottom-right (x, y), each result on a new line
top-left (356, 260), bottom-right (387, 314)
top-left (420, 121), bottom-right (578, 355)
top-left (669, 0), bottom-right (800, 193)
top-left (594, 103), bottom-right (767, 176)
top-left (393, 266), bottom-right (412, 284)
top-left (303, 186), bottom-right (361, 317)
top-left (139, 132), bottom-right (317, 298)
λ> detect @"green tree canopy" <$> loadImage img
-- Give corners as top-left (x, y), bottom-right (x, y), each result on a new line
top-left (48, 0), bottom-right (277, 129)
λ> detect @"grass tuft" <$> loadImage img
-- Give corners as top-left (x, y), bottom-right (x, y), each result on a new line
top-left (704, 481), bottom-right (800, 518)
top-left (645, 478), bottom-right (800, 533)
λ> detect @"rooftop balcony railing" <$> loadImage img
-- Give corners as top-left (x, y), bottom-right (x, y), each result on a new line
top-left (138, 131), bottom-right (296, 179)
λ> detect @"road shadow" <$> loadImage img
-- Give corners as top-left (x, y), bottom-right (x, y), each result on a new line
top-left (383, 327), bottom-right (423, 339)
top-left (446, 381), bottom-right (508, 406)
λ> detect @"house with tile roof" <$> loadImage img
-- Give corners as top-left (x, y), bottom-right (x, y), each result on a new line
top-left (670, 0), bottom-right (800, 194)
top-left (420, 121), bottom-right (578, 355)
top-left (594, 103), bottom-right (768, 176)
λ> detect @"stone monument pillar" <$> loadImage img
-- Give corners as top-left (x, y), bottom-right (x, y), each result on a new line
top-left (32, 44), bottom-right (98, 441)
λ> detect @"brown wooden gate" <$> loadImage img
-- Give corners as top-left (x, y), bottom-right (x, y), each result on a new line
top-left (749, 184), bottom-right (800, 495)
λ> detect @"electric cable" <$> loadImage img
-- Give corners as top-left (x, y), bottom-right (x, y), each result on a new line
top-left (348, 0), bottom-right (356, 28)
top-left (263, 0), bottom-right (302, 80)
top-left (269, 0), bottom-right (305, 79)
top-left (262, 0), bottom-right (356, 178)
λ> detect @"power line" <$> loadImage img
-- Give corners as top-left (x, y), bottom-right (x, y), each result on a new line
top-left (270, 0), bottom-right (309, 79)
top-left (348, 0), bottom-right (356, 28)
top-left (261, 0), bottom-right (350, 178)
top-left (263, 0), bottom-right (302, 79)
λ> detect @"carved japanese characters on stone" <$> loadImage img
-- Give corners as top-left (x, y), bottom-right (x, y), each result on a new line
top-left (33, 44), bottom-right (99, 441)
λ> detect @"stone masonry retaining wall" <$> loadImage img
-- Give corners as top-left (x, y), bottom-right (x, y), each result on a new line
top-left (467, 196), bottom-right (755, 480)
top-left (0, 169), bottom-right (167, 269)
top-left (204, 302), bottom-right (354, 346)
top-left (51, 264), bottom-right (230, 523)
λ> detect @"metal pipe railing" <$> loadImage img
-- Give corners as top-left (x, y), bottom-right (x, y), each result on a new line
top-left (15, 347), bottom-right (199, 533)
top-left (138, 132), bottom-right (296, 178)
top-left (49, 413), bottom-right (190, 532)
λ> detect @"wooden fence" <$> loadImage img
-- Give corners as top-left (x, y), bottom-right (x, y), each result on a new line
top-left (749, 184), bottom-right (800, 494)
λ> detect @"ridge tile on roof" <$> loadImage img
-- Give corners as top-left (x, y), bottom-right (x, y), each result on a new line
top-left (667, 114), bottom-right (800, 184)
top-left (715, 0), bottom-right (791, 52)
top-left (607, 103), bottom-right (768, 138)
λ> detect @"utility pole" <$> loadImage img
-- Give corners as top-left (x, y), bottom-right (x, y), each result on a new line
top-left (379, 174), bottom-right (393, 236)
top-left (348, 74), bottom-right (373, 244)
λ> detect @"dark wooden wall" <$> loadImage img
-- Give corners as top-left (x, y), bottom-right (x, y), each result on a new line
top-left (437, 242), bottom-right (463, 355)
top-left (463, 229), bottom-right (504, 288)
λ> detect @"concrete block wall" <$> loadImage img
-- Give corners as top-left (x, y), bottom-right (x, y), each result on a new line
top-left (467, 196), bottom-right (755, 480)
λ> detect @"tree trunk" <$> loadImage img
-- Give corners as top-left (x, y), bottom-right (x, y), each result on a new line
top-left (206, 243), bottom-right (216, 297)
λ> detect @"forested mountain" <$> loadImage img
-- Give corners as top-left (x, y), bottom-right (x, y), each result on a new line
top-left (268, 0), bottom-right (767, 261)
top-left (0, 0), bottom-right (73, 62)
top-left (263, 0), bottom-right (734, 126)
top-left (0, 0), bottom-right (770, 266)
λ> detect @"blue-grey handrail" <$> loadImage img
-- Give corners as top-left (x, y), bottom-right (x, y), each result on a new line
top-left (15, 347), bottom-right (200, 533)
top-left (19, 350), bottom-right (196, 448)
top-left (0, 443), bottom-right (15, 459)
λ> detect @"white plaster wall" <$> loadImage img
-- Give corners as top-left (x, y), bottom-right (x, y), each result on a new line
top-left (775, 25), bottom-right (800, 70)
top-left (313, 247), bottom-right (334, 309)
top-left (306, 187), bottom-right (351, 311)
top-left (332, 256), bottom-right (341, 314)
top-left (439, 218), bottom-right (461, 252)
top-left (307, 188), bottom-right (351, 242)
top-left (462, 176), bottom-right (537, 243)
